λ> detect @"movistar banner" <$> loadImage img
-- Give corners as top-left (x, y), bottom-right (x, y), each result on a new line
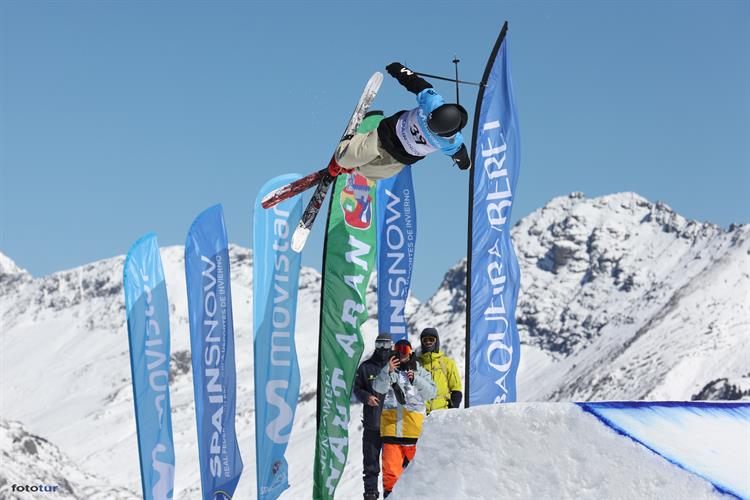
top-left (467, 22), bottom-right (522, 406)
top-left (124, 233), bottom-right (175, 500)
top-left (376, 167), bottom-right (416, 342)
top-left (313, 173), bottom-right (377, 500)
top-left (185, 204), bottom-right (243, 499)
top-left (253, 175), bottom-right (304, 500)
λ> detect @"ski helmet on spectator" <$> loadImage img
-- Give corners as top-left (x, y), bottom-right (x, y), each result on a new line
top-left (375, 333), bottom-right (393, 350)
top-left (427, 104), bottom-right (468, 137)
top-left (394, 339), bottom-right (412, 357)
top-left (374, 333), bottom-right (393, 362)
top-left (420, 327), bottom-right (440, 353)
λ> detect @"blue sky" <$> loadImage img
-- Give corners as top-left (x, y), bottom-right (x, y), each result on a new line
top-left (1, 1), bottom-right (748, 300)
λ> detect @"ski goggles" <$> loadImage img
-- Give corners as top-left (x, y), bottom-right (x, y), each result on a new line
top-left (375, 339), bottom-right (393, 349)
top-left (394, 342), bottom-right (412, 356)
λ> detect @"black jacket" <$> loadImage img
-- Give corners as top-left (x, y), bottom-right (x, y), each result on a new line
top-left (354, 355), bottom-right (387, 430)
top-left (378, 62), bottom-right (434, 166)
top-left (377, 111), bottom-right (426, 166)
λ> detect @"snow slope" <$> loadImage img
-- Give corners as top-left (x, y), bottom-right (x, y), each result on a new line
top-left (1, 191), bottom-right (748, 498)
top-left (580, 402), bottom-right (750, 498)
top-left (391, 403), bottom-right (747, 500)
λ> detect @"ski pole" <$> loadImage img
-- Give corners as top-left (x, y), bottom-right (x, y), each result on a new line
top-left (453, 56), bottom-right (461, 105)
top-left (413, 71), bottom-right (484, 87)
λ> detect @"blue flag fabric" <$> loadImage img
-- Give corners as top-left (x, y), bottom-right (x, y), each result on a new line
top-left (376, 167), bottom-right (417, 342)
top-left (185, 205), bottom-right (244, 499)
top-left (124, 233), bottom-right (176, 500)
top-left (468, 24), bottom-right (522, 406)
top-left (253, 175), bottom-right (304, 500)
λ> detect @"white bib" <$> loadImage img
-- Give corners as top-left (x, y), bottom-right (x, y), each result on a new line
top-left (395, 108), bottom-right (438, 157)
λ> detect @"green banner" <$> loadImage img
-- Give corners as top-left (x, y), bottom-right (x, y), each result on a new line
top-left (313, 171), bottom-right (377, 499)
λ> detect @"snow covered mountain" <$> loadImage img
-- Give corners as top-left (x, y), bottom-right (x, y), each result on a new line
top-left (1, 191), bottom-right (748, 498)
top-left (0, 419), bottom-right (136, 499)
top-left (410, 192), bottom-right (750, 402)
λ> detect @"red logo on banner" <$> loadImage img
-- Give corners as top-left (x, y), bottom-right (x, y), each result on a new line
top-left (340, 174), bottom-right (373, 230)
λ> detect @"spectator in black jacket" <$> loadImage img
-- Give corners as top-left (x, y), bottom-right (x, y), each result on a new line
top-left (354, 333), bottom-right (393, 500)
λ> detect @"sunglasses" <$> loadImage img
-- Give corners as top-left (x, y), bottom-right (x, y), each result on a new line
top-left (375, 340), bottom-right (393, 349)
top-left (394, 343), bottom-right (412, 356)
top-left (422, 336), bottom-right (437, 344)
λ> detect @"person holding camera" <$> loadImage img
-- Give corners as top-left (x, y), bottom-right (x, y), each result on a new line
top-left (372, 338), bottom-right (436, 497)
top-left (354, 333), bottom-right (393, 500)
top-left (417, 327), bottom-right (462, 414)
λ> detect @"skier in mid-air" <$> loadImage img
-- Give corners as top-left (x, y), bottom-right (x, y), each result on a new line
top-left (330, 62), bottom-right (471, 181)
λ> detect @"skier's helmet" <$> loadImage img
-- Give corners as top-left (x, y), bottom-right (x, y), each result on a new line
top-left (427, 103), bottom-right (468, 137)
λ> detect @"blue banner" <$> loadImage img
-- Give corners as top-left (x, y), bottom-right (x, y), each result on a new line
top-left (124, 233), bottom-right (176, 500)
top-left (468, 23), bottom-right (522, 406)
top-left (253, 175), bottom-right (304, 500)
top-left (185, 205), bottom-right (243, 499)
top-left (376, 167), bottom-right (416, 342)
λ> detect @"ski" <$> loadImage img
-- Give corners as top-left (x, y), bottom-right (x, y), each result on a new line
top-left (261, 168), bottom-right (326, 209)
top-left (290, 170), bottom-right (335, 252)
top-left (291, 71), bottom-right (383, 253)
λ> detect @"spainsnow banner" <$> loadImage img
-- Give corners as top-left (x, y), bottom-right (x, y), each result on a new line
top-left (313, 173), bottom-right (377, 500)
top-left (185, 204), bottom-right (243, 499)
top-left (467, 22), bottom-right (522, 406)
top-left (253, 175), bottom-right (304, 500)
top-left (376, 167), bottom-right (416, 342)
top-left (124, 233), bottom-right (176, 500)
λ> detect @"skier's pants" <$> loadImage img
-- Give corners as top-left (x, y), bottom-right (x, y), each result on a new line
top-left (381, 442), bottom-right (417, 493)
top-left (362, 428), bottom-right (382, 495)
top-left (335, 130), bottom-right (406, 181)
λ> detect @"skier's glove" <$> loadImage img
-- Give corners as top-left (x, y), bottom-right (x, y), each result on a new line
top-left (449, 390), bottom-right (463, 409)
top-left (386, 62), bottom-right (432, 94)
top-left (451, 144), bottom-right (471, 170)
top-left (328, 157), bottom-right (354, 177)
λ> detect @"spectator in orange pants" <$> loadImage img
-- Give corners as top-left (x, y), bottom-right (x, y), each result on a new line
top-left (372, 339), bottom-right (436, 496)
top-left (381, 442), bottom-right (417, 493)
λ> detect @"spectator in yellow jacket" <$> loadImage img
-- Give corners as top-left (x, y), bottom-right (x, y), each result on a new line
top-left (417, 327), bottom-right (462, 414)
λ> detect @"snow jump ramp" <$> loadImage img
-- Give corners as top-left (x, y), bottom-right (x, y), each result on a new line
top-left (388, 402), bottom-right (749, 500)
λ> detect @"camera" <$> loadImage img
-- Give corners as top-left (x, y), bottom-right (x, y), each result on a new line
top-left (389, 350), bottom-right (416, 372)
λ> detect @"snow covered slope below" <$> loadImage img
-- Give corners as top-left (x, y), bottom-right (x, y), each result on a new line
top-left (579, 402), bottom-right (750, 498)
top-left (391, 403), bottom-right (746, 500)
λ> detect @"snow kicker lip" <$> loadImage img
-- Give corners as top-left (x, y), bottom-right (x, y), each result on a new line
top-left (578, 401), bottom-right (750, 500)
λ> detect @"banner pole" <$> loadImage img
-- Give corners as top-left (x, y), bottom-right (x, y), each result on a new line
top-left (466, 21), bottom-right (510, 408)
